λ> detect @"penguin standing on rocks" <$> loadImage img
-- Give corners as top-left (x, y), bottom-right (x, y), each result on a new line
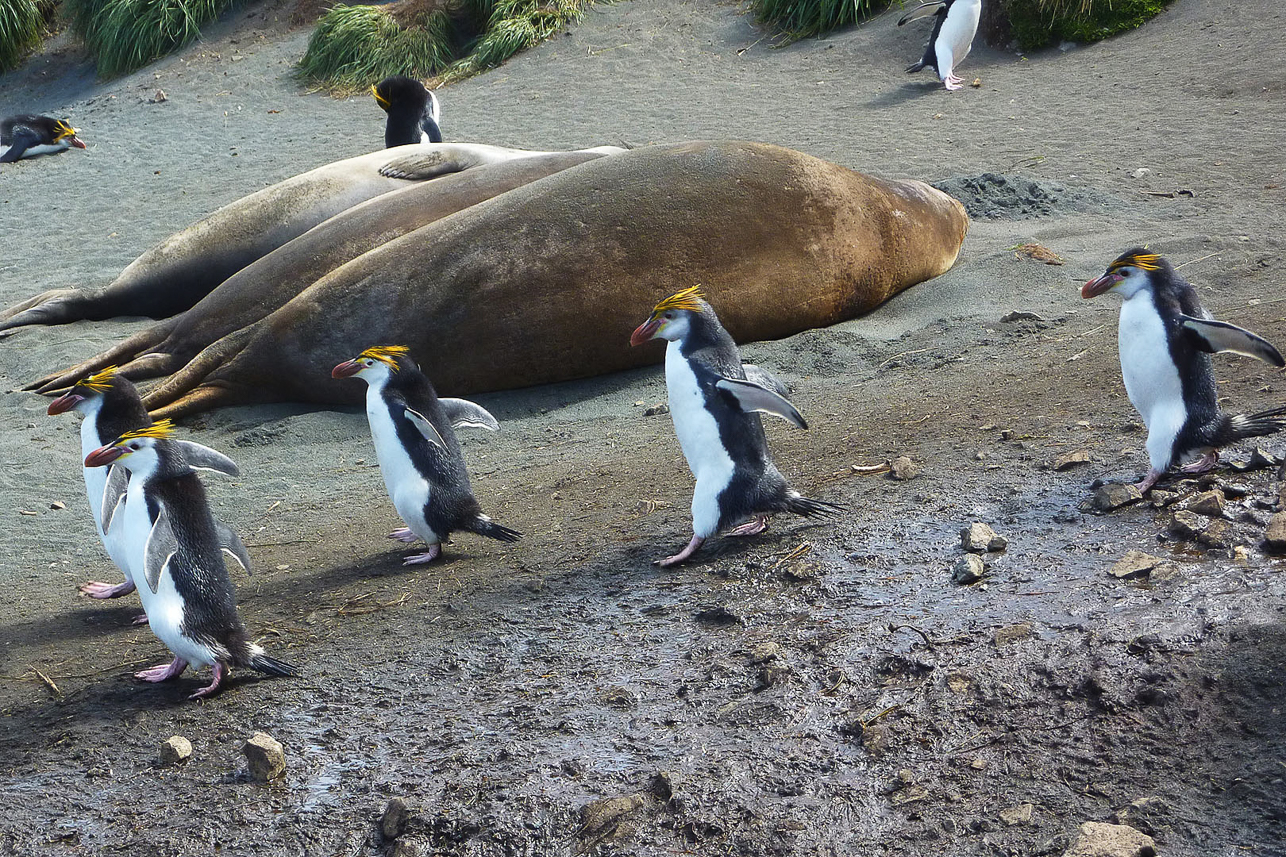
top-left (332, 345), bottom-right (520, 564)
top-left (1, 115), bottom-right (86, 163)
top-left (1083, 248), bottom-right (1286, 493)
top-left (630, 287), bottom-right (840, 566)
top-left (84, 421), bottom-right (295, 699)
top-left (372, 76), bottom-right (442, 146)
top-left (899, 0), bottom-right (982, 91)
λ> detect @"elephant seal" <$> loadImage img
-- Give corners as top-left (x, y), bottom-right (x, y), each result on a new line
top-left (132, 140), bottom-right (969, 418)
top-left (0, 143), bottom-right (623, 334)
top-left (30, 150), bottom-right (614, 394)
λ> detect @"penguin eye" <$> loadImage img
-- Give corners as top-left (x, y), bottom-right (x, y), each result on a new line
top-left (663, 312), bottom-right (675, 320)
top-left (1121, 269), bottom-right (1130, 276)
top-left (129, 442), bottom-right (140, 451)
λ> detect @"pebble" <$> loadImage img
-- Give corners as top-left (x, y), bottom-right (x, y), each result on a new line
top-left (1054, 450), bottom-right (1090, 471)
top-left (1112, 795), bottom-right (1168, 837)
top-left (243, 732), bottom-right (286, 781)
top-left (993, 623), bottom-right (1033, 645)
top-left (159, 736), bottom-right (192, 767)
top-left (649, 771), bottom-right (676, 801)
top-left (1179, 489), bottom-right (1225, 518)
top-left (861, 724), bottom-right (891, 756)
top-left (390, 841), bottom-right (421, 857)
top-left (381, 797), bottom-right (409, 839)
top-left (1149, 490), bottom-right (1179, 508)
top-left (1131, 168), bottom-right (1151, 179)
top-left (1064, 821), bottom-right (1157, 857)
top-left (749, 641), bottom-right (780, 664)
top-left (1109, 550), bottom-right (1163, 580)
top-left (1167, 509), bottom-right (1205, 539)
top-left (952, 554), bottom-right (985, 584)
top-left (999, 803), bottom-right (1033, 826)
top-left (50, 501), bottom-right (67, 511)
top-left (1264, 511), bottom-right (1286, 551)
top-left (643, 403), bottom-right (669, 417)
top-left (889, 456), bottom-right (919, 480)
top-left (961, 522), bottom-right (1007, 552)
top-left (578, 795), bottom-right (645, 845)
top-left (1091, 483), bottom-right (1143, 511)
top-left (604, 686), bottom-right (638, 708)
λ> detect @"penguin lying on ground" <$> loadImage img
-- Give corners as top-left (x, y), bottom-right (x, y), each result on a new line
top-left (1, 115), bottom-right (86, 162)
top-left (372, 76), bottom-right (442, 146)
top-left (630, 287), bottom-right (840, 566)
top-left (332, 346), bottom-right (520, 564)
top-left (48, 366), bottom-right (252, 618)
top-left (84, 421), bottom-right (294, 699)
top-left (898, 0), bottom-right (981, 91)
top-left (1083, 248), bottom-right (1286, 493)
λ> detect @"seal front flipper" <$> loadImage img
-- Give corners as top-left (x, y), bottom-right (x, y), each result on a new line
top-left (439, 398), bottom-right (500, 431)
top-left (714, 377), bottom-right (809, 429)
top-left (1180, 315), bottom-right (1285, 366)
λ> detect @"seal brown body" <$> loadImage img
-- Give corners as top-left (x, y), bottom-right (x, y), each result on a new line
top-left (0, 143), bottom-right (612, 333)
top-left (131, 141), bottom-right (968, 417)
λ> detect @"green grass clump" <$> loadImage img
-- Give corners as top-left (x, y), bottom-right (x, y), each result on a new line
top-left (65, 0), bottom-right (236, 78)
top-left (1002, 0), bottom-right (1174, 50)
top-left (299, 0), bottom-right (594, 89)
top-left (0, 0), bottom-right (47, 72)
top-left (750, 0), bottom-right (891, 42)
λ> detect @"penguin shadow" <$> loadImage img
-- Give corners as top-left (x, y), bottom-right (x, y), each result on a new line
top-left (0, 598), bottom-right (153, 659)
top-left (862, 82), bottom-right (948, 109)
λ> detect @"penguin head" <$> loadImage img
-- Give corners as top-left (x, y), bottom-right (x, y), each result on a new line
top-left (84, 420), bottom-right (176, 474)
top-left (52, 119), bottom-right (86, 149)
top-left (372, 76), bottom-right (428, 113)
top-left (47, 366), bottom-right (122, 416)
top-left (630, 286), bottom-right (710, 346)
top-left (1082, 248), bottom-right (1169, 300)
top-left (332, 345), bottom-right (414, 386)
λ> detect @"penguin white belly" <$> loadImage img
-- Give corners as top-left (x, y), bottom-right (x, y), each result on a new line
top-left (666, 346), bottom-right (735, 537)
top-left (148, 567), bottom-right (217, 668)
top-left (8, 142), bottom-right (67, 159)
top-left (938, 0), bottom-right (980, 72)
top-left (80, 419), bottom-right (108, 533)
top-left (1119, 293), bottom-right (1186, 469)
top-left (366, 390), bottom-right (438, 542)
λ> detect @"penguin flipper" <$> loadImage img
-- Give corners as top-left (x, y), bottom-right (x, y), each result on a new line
top-left (143, 507), bottom-right (178, 595)
top-left (404, 407), bottom-right (447, 449)
top-left (743, 365), bottom-right (792, 398)
top-left (898, 1), bottom-right (946, 26)
top-left (99, 464), bottom-right (129, 532)
top-left (714, 377), bottom-right (809, 429)
top-left (0, 127), bottom-right (38, 162)
top-left (216, 520), bottom-right (252, 574)
top-left (175, 440), bottom-right (241, 477)
top-left (439, 397), bottom-right (500, 431)
top-left (1180, 315), bottom-right (1286, 367)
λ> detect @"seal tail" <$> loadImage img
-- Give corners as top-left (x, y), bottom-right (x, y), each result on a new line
top-left (1214, 405), bottom-right (1286, 446)
top-left (466, 514), bottom-right (522, 543)
top-left (784, 491), bottom-right (845, 519)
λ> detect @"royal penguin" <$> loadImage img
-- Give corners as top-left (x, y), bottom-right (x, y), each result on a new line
top-left (1083, 248), bottom-right (1286, 493)
top-left (372, 76), bottom-right (442, 146)
top-left (629, 287), bottom-right (841, 566)
top-left (84, 421), bottom-right (294, 699)
top-left (1, 115), bottom-right (86, 163)
top-left (898, 0), bottom-right (982, 91)
top-left (332, 345), bottom-right (520, 564)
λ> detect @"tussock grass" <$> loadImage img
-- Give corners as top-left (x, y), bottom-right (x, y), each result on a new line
top-left (0, 0), bottom-right (48, 72)
top-left (1002, 0), bottom-right (1175, 50)
top-left (749, 0), bottom-right (890, 43)
top-left (65, 0), bottom-right (236, 78)
top-left (299, 0), bottom-right (594, 89)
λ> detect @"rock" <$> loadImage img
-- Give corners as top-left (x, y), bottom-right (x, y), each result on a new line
top-left (603, 686), bottom-right (638, 709)
top-left (578, 795), bottom-right (645, 846)
top-left (1109, 550), bottom-right (1163, 580)
top-left (1264, 511), bottom-right (1286, 551)
top-left (1091, 483), bottom-right (1143, 511)
top-left (649, 771), bottom-right (676, 801)
top-left (1001, 310), bottom-right (1047, 322)
top-left (1149, 490), bottom-right (1180, 508)
top-left (861, 724), bottom-right (891, 756)
top-left (50, 500), bottom-right (67, 511)
top-left (1220, 482), bottom-right (1251, 498)
top-left (243, 732), bottom-right (286, 782)
top-left (1063, 821), bottom-right (1157, 857)
top-left (1197, 518), bottom-right (1231, 547)
top-left (952, 554), bottom-right (985, 584)
top-left (749, 642), bottom-right (780, 664)
top-left (159, 736), bottom-right (192, 767)
top-left (1168, 509), bottom-right (1206, 540)
top-left (381, 797), bottom-right (409, 839)
top-left (961, 522), bottom-right (1007, 552)
top-left (1131, 168), bottom-right (1151, 179)
top-left (1232, 447), bottom-right (1281, 471)
top-left (643, 403), bottom-right (669, 417)
top-left (994, 623), bottom-right (1033, 645)
top-left (889, 456), bottom-right (919, 480)
top-left (969, 757), bottom-right (987, 770)
top-left (1179, 489), bottom-right (1225, 517)
top-left (1112, 796), bottom-right (1169, 837)
top-left (1054, 450), bottom-right (1091, 471)
top-left (390, 841), bottom-right (422, 857)
top-left (1000, 803), bottom-right (1034, 826)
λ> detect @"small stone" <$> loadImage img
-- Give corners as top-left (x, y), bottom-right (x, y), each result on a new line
top-left (1112, 796), bottom-right (1169, 837)
top-left (151, 89), bottom-right (168, 103)
top-left (50, 501), bottom-right (67, 511)
top-left (993, 623), bottom-right (1033, 645)
top-left (1233, 545), bottom-right (1251, 564)
top-left (578, 795), bottom-right (645, 845)
top-left (381, 797), bottom-right (409, 839)
top-left (1197, 518), bottom-right (1231, 547)
top-left (1180, 489), bottom-right (1225, 517)
top-left (1092, 483), bottom-right (1143, 511)
top-left (961, 522), bottom-right (1007, 552)
top-left (649, 771), bottom-right (676, 801)
top-left (1168, 509), bottom-right (1206, 539)
top-left (1149, 490), bottom-right (1179, 508)
top-left (603, 686), bottom-right (638, 709)
top-left (1131, 168), bottom-right (1151, 179)
top-left (952, 554), bottom-right (985, 584)
top-left (861, 723), bottom-right (891, 756)
top-left (1149, 563), bottom-right (1183, 584)
top-left (1000, 310), bottom-right (1046, 322)
top-left (1220, 482), bottom-right (1251, 498)
top-left (390, 841), bottom-right (422, 857)
top-left (1054, 450), bottom-right (1091, 470)
top-left (1109, 550), bottom-right (1162, 580)
top-left (242, 732), bottom-right (286, 782)
top-left (1064, 821), bottom-right (1157, 857)
top-left (970, 77), bottom-right (982, 88)
top-left (159, 736), bottom-right (192, 766)
top-left (1250, 447), bottom-right (1280, 469)
top-left (643, 403), bottom-right (669, 417)
top-left (749, 641), bottom-right (780, 664)
top-left (969, 756), bottom-right (987, 770)
top-left (1264, 511), bottom-right (1286, 551)
top-left (999, 803), bottom-right (1034, 826)
top-left (889, 456), bottom-right (919, 480)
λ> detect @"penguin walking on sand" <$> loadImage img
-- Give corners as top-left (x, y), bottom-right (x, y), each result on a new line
top-left (47, 366), bottom-right (252, 614)
top-left (899, 0), bottom-right (982, 91)
top-left (372, 76), bottom-right (442, 146)
top-left (1, 115), bottom-right (86, 163)
top-left (630, 287), bottom-right (840, 566)
top-left (332, 345), bottom-right (520, 564)
top-left (84, 421), bottom-right (295, 699)
top-left (1083, 248), bottom-right (1286, 493)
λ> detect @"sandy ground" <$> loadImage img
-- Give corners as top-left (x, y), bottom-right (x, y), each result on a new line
top-left (1, 0), bottom-right (1284, 854)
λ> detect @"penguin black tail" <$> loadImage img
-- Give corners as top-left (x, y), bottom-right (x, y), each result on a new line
top-left (905, 60), bottom-right (926, 74)
top-left (469, 515), bottom-right (522, 543)
top-left (1218, 405), bottom-right (1286, 445)
top-left (784, 492), bottom-right (845, 519)
top-left (248, 650), bottom-right (299, 678)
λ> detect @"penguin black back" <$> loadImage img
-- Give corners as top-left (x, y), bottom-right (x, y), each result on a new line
top-left (373, 76), bottom-right (442, 147)
top-left (1, 115), bottom-right (85, 163)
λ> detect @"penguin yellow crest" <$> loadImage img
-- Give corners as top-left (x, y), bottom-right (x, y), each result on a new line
top-left (78, 365), bottom-right (119, 393)
top-left (53, 121), bottom-right (79, 142)
top-left (371, 85), bottom-right (391, 110)
top-left (116, 419), bottom-right (176, 443)
top-left (1110, 251), bottom-right (1161, 272)
top-left (650, 286), bottom-right (705, 317)
top-left (359, 345), bottom-right (410, 371)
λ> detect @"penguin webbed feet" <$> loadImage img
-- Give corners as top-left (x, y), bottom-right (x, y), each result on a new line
top-left (135, 656), bottom-right (188, 684)
top-left (1178, 451), bottom-right (1220, 474)
top-left (78, 579), bottom-right (137, 599)
top-left (188, 662), bottom-right (227, 700)
top-left (388, 527), bottom-right (419, 543)
top-left (727, 516), bottom-right (769, 537)
top-left (402, 544), bottom-right (442, 565)
top-left (655, 535), bottom-right (705, 568)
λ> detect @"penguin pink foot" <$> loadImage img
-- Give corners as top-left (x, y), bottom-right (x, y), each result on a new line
top-left (944, 74), bottom-right (965, 90)
top-left (79, 579), bottom-right (137, 599)
top-left (403, 544), bottom-right (441, 565)
top-left (189, 662), bottom-right (227, 699)
top-left (131, 613), bottom-right (149, 625)
top-left (136, 656), bottom-right (188, 682)
top-left (728, 516), bottom-right (769, 537)
top-left (1180, 452), bottom-right (1220, 474)
top-left (656, 535), bottom-right (705, 568)
top-left (388, 527), bottom-right (418, 543)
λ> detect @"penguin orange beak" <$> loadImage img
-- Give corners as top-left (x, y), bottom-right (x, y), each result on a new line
top-left (68, 135), bottom-right (86, 149)
top-left (84, 444), bottom-right (124, 468)
top-left (47, 392), bottom-right (85, 415)
top-left (1082, 272), bottom-right (1122, 299)
top-left (332, 359), bottom-right (362, 379)
top-left (630, 318), bottom-right (662, 347)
